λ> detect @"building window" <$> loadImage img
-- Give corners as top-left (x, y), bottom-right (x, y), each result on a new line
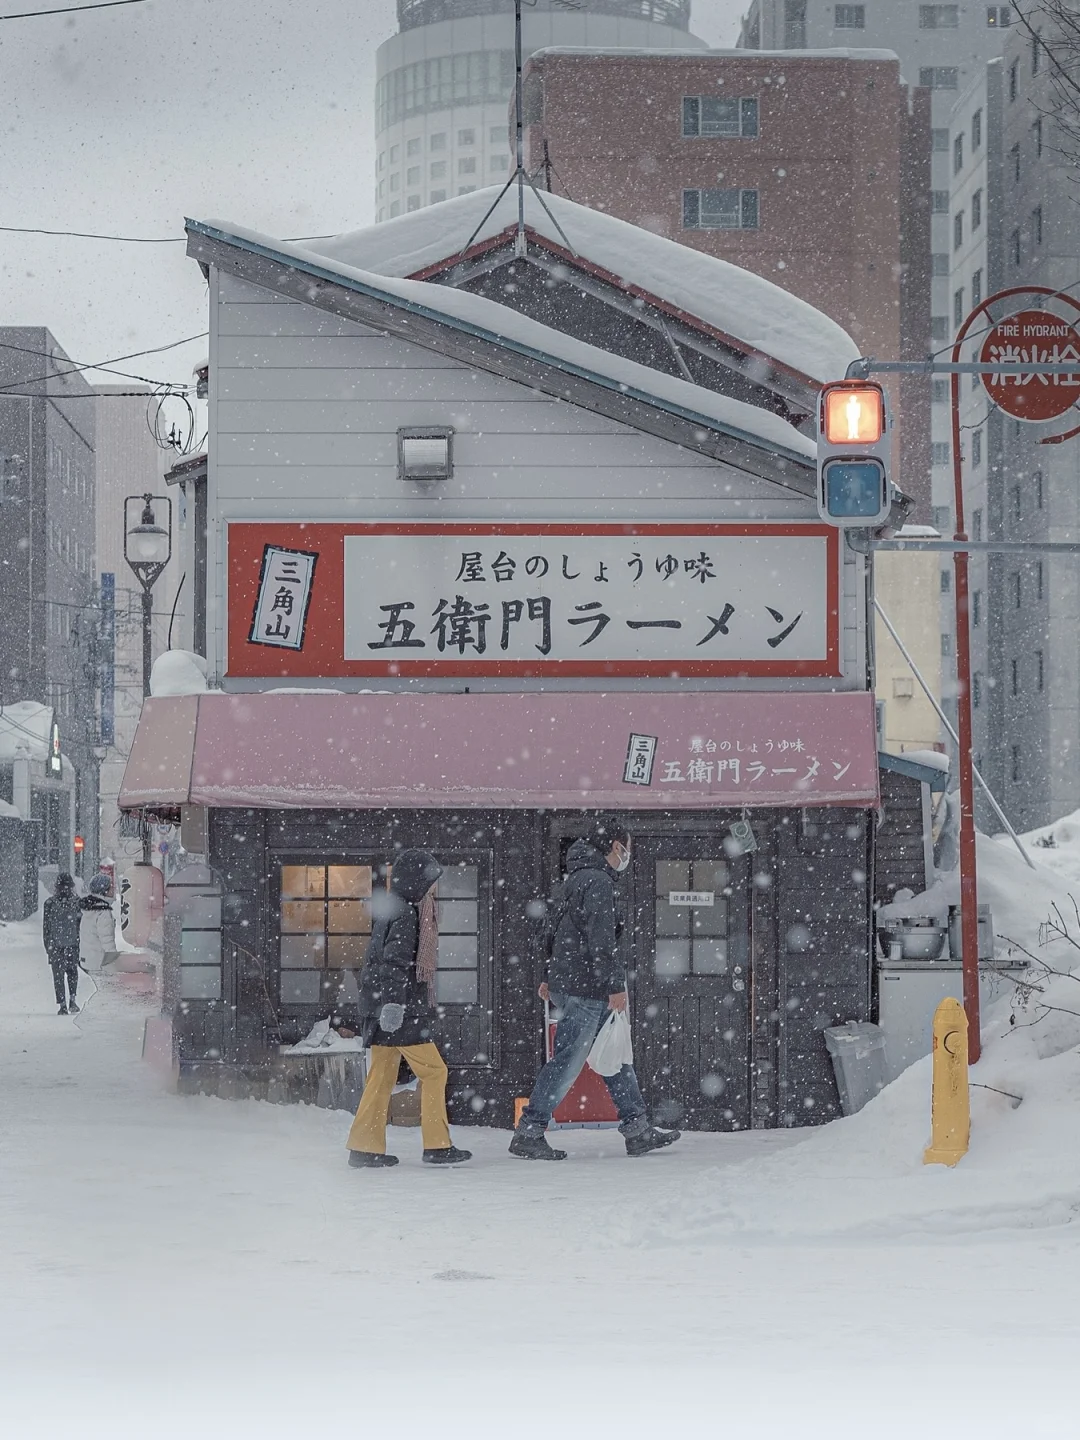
top-left (942, 632), bottom-right (953, 657)
top-left (973, 672), bottom-right (982, 708)
top-left (973, 428), bottom-right (983, 466)
top-left (834, 4), bottom-right (865, 27)
top-left (784, 0), bottom-right (806, 48)
top-left (953, 133), bottom-right (964, 173)
top-left (1035, 470), bottom-right (1044, 508)
top-left (683, 187), bottom-right (759, 230)
top-left (1011, 143), bottom-right (1021, 183)
top-left (954, 211), bottom-right (964, 250)
top-left (1009, 59), bottom-right (1018, 101)
top-left (972, 589), bottom-right (981, 626)
top-left (1037, 559), bottom-right (1044, 598)
top-left (1013, 484), bottom-right (1022, 520)
top-left (458, 186), bottom-right (476, 195)
top-left (430, 132), bottom-right (446, 151)
top-left (489, 126), bottom-right (504, 144)
top-left (389, 172), bottom-right (400, 191)
top-left (389, 201), bottom-right (400, 217)
top-left (934, 505), bottom-right (951, 531)
top-left (458, 128), bottom-right (475, 145)
top-left (932, 252), bottom-right (950, 277)
top-left (920, 67), bottom-right (959, 90)
top-left (972, 267), bottom-right (983, 307)
top-left (458, 156), bottom-right (477, 174)
top-left (430, 189), bottom-right (447, 203)
top-left (932, 378), bottom-right (949, 403)
top-left (278, 864), bottom-right (373, 1007)
top-left (972, 108), bottom-right (983, 149)
top-left (406, 136), bottom-right (421, 157)
top-left (973, 508), bottom-right (983, 540)
top-left (954, 287), bottom-right (965, 327)
top-left (987, 5), bottom-right (1012, 26)
top-left (1012, 658), bottom-right (1020, 695)
top-left (406, 195), bottom-right (420, 212)
top-left (931, 189), bottom-right (950, 213)
top-left (681, 96), bottom-right (759, 138)
top-left (1033, 32), bottom-right (1041, 74)
top-left (1034, 116), bottom-right (1043, 157)
top-left (430, 160), bottom-right (446, 179)
top-left (932, 441), bottom-right (951, 465)
top-left (1014, 572), bottom-right (1022, 608)
top-left (920, 4), bottom-right (959, 25)
top-left (1011, 744), bottom-right (1021, 782)
top-left (932, 127), bottom-right (950, 151)
top-left (491, 153), bottom-right (509, 170)
top-left (407, 166), bottom-right (420, 186)
top-left (389, 144), bottom-right (400, 163)
top-left (972, 189), bottom-right (982, 230)
top-left (941, 568), bottom-right (952, 593)
top-left (1011, 227), bottom-right (1021, 265)
top-left (1033, 206), bottom-right (1043, 245)
top-left (932, 315), bottom-right (949, 343)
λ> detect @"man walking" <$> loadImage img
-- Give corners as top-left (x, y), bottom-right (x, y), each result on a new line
top-left (43, 873), bottom-right (83, 1016)
top-left (509, 822), bottom-right (680, 1162)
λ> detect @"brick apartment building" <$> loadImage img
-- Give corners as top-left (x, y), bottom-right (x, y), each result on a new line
top-left (522, 48), bottom-right (932, 515)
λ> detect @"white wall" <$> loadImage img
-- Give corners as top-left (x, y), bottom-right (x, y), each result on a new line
top-left (208, 270), bottom-right (865, 691)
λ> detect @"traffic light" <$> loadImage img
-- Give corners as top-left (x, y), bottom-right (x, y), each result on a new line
top-left (817, 381), bottom-right (891, 527)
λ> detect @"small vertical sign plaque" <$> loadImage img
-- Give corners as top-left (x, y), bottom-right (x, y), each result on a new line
top-left (623, 733), bottom-right (657, 787)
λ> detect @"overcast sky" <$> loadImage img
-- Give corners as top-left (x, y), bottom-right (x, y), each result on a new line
top-left (1, 0), bottom-right (745, 392)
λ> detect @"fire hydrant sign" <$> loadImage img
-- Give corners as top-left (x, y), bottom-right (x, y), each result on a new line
top-left (227, 523), bottom-right (840, 679)
top-left (980, 309), bottom-right (1080, 421)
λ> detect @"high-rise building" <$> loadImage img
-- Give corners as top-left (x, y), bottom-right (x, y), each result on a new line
top-left (374, 0), bottom-right (704, 222)
top-left (738, 2), bottom-right (1010, 526)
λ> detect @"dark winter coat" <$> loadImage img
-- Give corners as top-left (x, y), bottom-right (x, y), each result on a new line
top-left (547, 838), bottom-right (625, 1002)
top-left (357, 849), bottom-right (443, 1048)
top-left (43, 892), bottom-right (84, 957)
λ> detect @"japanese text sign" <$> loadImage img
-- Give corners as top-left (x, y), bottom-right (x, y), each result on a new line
top-left (227, 524), bottom-right (840, 679)
top-left (980, 310), bottom-right (1080, 422)
top-left (248, 545), bottom-right (317, 651)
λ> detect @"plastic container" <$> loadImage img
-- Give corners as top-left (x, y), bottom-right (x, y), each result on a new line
top-left (824, 1020), bottom-right (887, 1116)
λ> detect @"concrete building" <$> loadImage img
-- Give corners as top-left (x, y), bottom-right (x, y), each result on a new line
top-left (93, 388), bottom-right (174, 866)
top-left (374, 0), bottom-right (703, 222)
top-left (947, 60), bottom-right (1006, 827)
top-left (518, 45), bottom-right (932, 516)
top-left (0, 329), bottom-right (99, 873)
top-left (874, 538), bottom-right (943, 758)
top-left (738, 2), bottom-right (1010, 535)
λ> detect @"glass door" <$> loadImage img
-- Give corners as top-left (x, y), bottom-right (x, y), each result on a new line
top-left (631, 836), bottom-right (751, 1131)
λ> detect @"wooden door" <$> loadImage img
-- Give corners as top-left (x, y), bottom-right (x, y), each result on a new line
top-left (630, 836), bottom-right (752, 1131)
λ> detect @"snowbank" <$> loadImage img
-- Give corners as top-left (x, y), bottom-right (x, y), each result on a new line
top-left (150, 650), bottom-right (208, 697)
top-left (227, 187), bottom-right (858, 385)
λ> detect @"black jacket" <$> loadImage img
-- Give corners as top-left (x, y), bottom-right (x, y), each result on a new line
top-left (357, 849), bottom-right (443, 1048)
top-left (547, 838), bottom-right (625, 1001)
top-left (43, 894), bottom-right (83, 956)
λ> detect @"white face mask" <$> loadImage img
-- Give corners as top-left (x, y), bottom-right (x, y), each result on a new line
top-left (612, 843), bottom-right (630, 873)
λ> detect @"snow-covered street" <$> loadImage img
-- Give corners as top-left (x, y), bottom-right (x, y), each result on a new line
top-left (2, 904), bottom-right (1079, 1439)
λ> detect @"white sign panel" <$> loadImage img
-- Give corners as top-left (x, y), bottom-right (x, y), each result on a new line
top-left (249, 545), bottom-right (318, 651)
top-left (624, 733), bottom-right (657, 787)
top-left (342, 527), bottom-right (836, 674)
top-left (669, 891), bottom-right (715, 907)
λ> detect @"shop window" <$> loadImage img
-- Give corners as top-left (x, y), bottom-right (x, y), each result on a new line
top-left (435, 863), bottom-right (480, 1005)
top-left (279, 864), bottom-right (373, 1006)
top-left (180, 893), bottom-right (222, 1001)
top-left (653, 860), bottom-right (731, 978)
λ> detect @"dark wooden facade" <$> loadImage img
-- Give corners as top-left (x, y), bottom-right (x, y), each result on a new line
top-left (166, 792), bottom-right (916, 1131)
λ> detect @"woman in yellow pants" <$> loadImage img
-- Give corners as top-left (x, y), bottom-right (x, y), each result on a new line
top-left (345, 848), bottom-right (471, 1169)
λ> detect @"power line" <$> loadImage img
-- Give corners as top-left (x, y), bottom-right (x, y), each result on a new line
top-left (0, 224), bottom-right (337, 244)
top-left (0, 332), bottom-right (207, 394)
top-left (0, 0), bottom-right (151, 20)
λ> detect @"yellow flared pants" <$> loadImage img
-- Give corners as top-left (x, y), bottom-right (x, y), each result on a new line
top-left (345, 1041), bottom-right (451, 1154)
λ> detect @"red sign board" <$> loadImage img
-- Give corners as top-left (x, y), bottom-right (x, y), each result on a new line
top-left (73, 835), bottom-right (85, 854)
top-left (980, 309), bottom-right (1080, 421)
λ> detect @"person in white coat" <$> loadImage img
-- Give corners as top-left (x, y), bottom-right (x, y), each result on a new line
top-left (79, 873), bottom-right (115, 971)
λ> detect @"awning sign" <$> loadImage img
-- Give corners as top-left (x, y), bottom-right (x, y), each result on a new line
top-left (249, 545), bottom-right (317, 650)
top-left (227, 524), bottom-right (841, 679)
top-left (624, 733), bottom-right (657, 787)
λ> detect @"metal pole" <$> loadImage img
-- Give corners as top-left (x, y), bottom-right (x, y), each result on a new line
top-left (873, 600), bottom-right (1035, 870)
top-left (514, 0), bottom-right (526, 258)
top-left (141, 583), bottom-right (153, 866)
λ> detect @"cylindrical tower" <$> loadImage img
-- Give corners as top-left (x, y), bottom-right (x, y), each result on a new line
top-left (375, 0), bottom-right (703, 222)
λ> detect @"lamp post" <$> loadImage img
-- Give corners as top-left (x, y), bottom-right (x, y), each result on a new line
top-left (123, 494), bottom-right (171, 865)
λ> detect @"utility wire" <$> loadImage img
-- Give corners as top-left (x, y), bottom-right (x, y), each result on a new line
top-left (0, 0), bottom-right (152, 20)
top-left (0, 332), bottom-right (207, 394)
top-left (0, 224), bottom-right (337, 243)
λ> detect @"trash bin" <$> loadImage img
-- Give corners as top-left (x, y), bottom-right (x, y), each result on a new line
top-left (824, 1021), bottom-right (887, 1116)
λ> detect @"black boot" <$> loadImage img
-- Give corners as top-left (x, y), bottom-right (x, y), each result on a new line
top-left (348, 1151), bottom-right (399, 1168)
top-left (509, 1130), bottom-right (567, 1161)
top-left (625, 1127), bottom-right (681, 1158)
top-left (68, 1000), bottom-right (80, 1015)
top-left (57, 1005), bottom-right (68, 1016)
top-left (422, 1146), bottom-right (472, 1165)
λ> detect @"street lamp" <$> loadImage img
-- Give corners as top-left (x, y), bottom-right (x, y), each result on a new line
top-left (123, 493), bottom-right (172, 699)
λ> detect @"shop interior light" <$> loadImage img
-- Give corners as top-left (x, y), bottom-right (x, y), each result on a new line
top-left (822, 384), bottom-right (885, 445)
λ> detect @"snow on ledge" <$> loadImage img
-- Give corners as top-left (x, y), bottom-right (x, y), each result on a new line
top-left (150, 651), bottom-right (209, 698)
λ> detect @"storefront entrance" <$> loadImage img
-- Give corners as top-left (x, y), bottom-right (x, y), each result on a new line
top-left (631, 835), bottom-right (752, 1132)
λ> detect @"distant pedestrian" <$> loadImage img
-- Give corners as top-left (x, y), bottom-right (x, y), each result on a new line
top-left (343, 849), bottom-right (472, 1169)
top-left (43, 873), bottom-right (83, 1016)
top-left (510, 822), bottom-right (681, 1161)
top-left (79, 873), bottom-right (115, 971)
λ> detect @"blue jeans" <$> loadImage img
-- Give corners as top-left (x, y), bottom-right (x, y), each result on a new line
top-left (519, 992), bottom-right (648, 1138)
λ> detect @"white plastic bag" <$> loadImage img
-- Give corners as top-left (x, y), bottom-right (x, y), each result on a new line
top-left (586, 1009), bottom-right (634, 1076)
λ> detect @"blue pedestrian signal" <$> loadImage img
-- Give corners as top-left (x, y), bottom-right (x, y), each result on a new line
top-left (822, 459), bottom-right (888, 519)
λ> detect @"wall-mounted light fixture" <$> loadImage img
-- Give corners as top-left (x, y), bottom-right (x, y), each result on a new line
top-left (398, 426), bottom-right (453, 482)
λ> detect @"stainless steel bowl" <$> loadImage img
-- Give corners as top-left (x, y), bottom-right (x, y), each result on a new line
top-left (878, 923), bottom-right (948, 960)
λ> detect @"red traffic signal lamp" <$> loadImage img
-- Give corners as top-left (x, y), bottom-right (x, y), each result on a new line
top-left (73, 835), bottom-right (85, 855)
top-left (817, 380), bottom-right (891, 527)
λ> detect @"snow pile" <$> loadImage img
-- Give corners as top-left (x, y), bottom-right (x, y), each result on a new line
top-left (302, 186), bottom-right (858, 384)
top-left (1004, 806), bottom-right (1080, 889)
top-left (627, 834), bottom-right (1080, 1246)
top-left (150, 650), bottom-right (208, 697)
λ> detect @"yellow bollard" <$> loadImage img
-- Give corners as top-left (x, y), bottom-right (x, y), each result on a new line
top-left (923, 997), bottom-right (970, 1166)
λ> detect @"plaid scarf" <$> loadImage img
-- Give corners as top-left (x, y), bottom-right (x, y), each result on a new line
top-left (416, 888), bottom-right (438, 1004)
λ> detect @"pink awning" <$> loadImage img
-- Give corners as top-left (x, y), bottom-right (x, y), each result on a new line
top-left (119, 690), bottom-right (880, 812)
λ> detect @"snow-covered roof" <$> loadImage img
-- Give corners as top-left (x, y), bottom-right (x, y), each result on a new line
top-left (190, 219), bottom-right (816, 472)
top-left (305, 187), bottom-right (858, 386)
top-left (531, 46), bottom-right (901, 63)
